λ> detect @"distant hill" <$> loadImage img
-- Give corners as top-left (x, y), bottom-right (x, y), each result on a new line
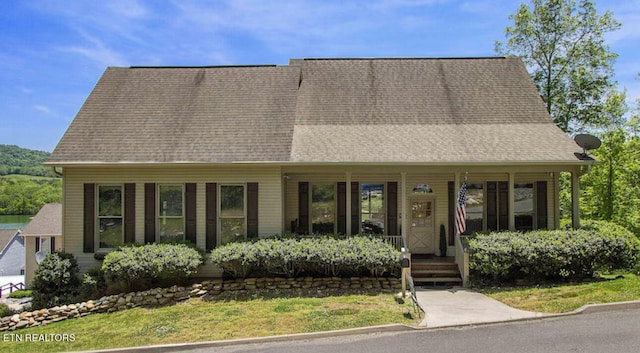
top-left (0, 144), bottom-right (55, 177)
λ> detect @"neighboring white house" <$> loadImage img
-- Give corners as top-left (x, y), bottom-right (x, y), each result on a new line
top-left (0, 229), bottom-right (24, 276)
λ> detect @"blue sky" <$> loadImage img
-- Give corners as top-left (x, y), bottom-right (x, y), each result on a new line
top-left (1, 0), bottom-right (638, 152)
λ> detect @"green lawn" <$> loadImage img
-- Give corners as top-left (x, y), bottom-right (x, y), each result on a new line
top-left (1, 292), bottom-right (416, 353)
top-left (481, 273), bottom-right (640, 313)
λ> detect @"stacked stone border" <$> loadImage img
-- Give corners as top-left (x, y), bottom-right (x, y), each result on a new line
top-left (0, 276), bottom-right (401, 331)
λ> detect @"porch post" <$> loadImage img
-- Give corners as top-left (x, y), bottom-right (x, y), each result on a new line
top-left (553, 172), bottom-right (560, 229)
top-left (401, 172), bottom-right (407, 244)
top-left (508, 172), bottom-right (515, 231)
top-left (346, 172), bottom-right (352, 236)
top-left (572, 170), bottom-right (580, 229)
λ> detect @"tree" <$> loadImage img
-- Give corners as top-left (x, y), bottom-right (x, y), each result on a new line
top-left (496, 0), bottom-right (621, 132)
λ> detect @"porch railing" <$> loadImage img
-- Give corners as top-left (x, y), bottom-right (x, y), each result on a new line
top-left (381, 235), bottom-right (405, 251)
top-left (0, 282), bottom-right (25, 298)
top-left (455, 234), bottom-right (470, 287)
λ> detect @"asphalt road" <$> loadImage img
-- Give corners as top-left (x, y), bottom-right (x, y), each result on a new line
top-left (178, 308), bottom-right (640, 353)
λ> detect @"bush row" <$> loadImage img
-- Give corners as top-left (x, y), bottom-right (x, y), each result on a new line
top-left (468, 220), bottom-right (640, 283)
top-left (101, 243), bottom-right (203, 292)
top-left (209, 236), bottom-right (401, 278)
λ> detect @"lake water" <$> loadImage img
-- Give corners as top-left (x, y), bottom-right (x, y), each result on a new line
top-left (0, 215), bottom-right (32, 230)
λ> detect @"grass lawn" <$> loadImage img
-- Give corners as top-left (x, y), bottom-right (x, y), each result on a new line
top-left (481, 273), bottom-right (640, 313)
top-left (1, 291), bottom-right (417, 353)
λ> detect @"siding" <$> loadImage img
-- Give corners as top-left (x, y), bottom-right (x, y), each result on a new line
top-left (63, 166), bottom-right (282, 273)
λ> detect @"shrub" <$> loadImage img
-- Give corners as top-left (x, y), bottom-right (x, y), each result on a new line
top-left (210, 235), bottom-right (400, 278)
top-left (31, 252), bottom-right (81, 309)
top-left (7, 290), bottom-right (32, 299)
top-left (0, 303), bottom-right (13, 318)
top-left (102, 243), bottom-right (203, 292)
top-left (468, 221), bottom-right (640, 283)
top-left (77, 268), bottom-right (106, 300)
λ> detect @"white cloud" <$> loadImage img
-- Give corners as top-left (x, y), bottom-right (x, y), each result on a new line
top-left (34, 105), bottom-right (53, 115)
top-left (58, 30), bottom-right (128, 68)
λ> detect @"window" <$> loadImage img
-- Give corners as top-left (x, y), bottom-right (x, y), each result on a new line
top-left (220, 185), bottom-right (245, 245)
top-left (39, 237), bottom-right (52, 256)
top-left (158, 184), bottom-right (184, 242)
top-left (311, 183), bottom-right (335, 234)
top-left (98, 185), bottom-right (123, 248)
top-left (361, 183), bottom-right (385, 234)
top-left (514, 183), bottom-right (534, 231)
top-left (465, 183), bottom-right (483, 235)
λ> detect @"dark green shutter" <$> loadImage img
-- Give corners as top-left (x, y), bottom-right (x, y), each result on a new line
top-left (83, 183), bottom-right (95, 253)
top-left (124, 183), bottom-right (136, 244)
top-left (498, 181), bottom-right (509, 231)
top-left (298, 182), bottom-right (309, 234)
top-left (487, 182), bottom-right (497, 231)
top-left (387, 182), bottom-right (398, 235)
top-left (144, 183), bottom-right (156, 244)
top-left (185, 183), bottom-right (197, 244)
top-left (448, 181), bottom-right (455, 245)
top-left (35, 237), bottom-right (40, 253)
top-left (337, 182), bottom-right (346, 234)
top-left (205, 183), bottom-right (217, 250)
top-left (247, 183), bottom-right (259, 239)
top-left (351, 182), bottom-right (360, 235)
top-left (536, 181), bottom-right (548, 229)
top-left (50, 237), bottom-right (56, 253)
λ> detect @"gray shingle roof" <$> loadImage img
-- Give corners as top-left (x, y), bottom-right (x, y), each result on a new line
top-left (0, 229), bottom-right (20, 253)
top-left (48, 57), bottom-right (585, 165)
top-left (21, 203), bottom-right (62, 237)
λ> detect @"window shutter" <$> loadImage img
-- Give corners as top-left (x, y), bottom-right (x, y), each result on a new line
top-left (298, 182), bottom-right (309, 234)
top-left (50, 237), bottom-right (56, 253)
top-left (487, 182), bottom-right (497, 231)
top-left (144, 183), bottom-right (156, 244)
top-left (536, 181), bottom-right (548, 229)
top-left (448, 181), bottom-right (455, 245)
top-left (247, 183), bottom-right (259, 239)
top-left (337, 182), bottom-right (346, 235)
top-left (498, 181), bottom-right (509, 231)
top-left (387, 182), bottom-right (398, 235)
top-left (185, 183), bottom-right (197, 244)
top-left (35, 237), bottom-right (40, 253)
top-left (83, 183), bottom-right (95, 253)
top-left (124, 183), bottom-right (136, 244)
top-left (205, 183), bottom-right (217, 250)
top-left (351, 182), bottom-right (359, 235)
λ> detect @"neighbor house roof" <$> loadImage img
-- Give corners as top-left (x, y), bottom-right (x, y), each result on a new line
top-left (20, 203), bottom-right (62, 237)
top-left (0, 229), bottom-right (20, 254)
top-left (47, 57), bottom-right (585, 165)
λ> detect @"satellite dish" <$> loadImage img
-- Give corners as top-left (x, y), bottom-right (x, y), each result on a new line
top-left (35, 251), bottom-right (46, 264)
top-left (574, 134), bottom-right (601, 157)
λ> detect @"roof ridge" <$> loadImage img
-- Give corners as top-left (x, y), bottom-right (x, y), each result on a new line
top-left (301, 56), bottom-right (508, 61)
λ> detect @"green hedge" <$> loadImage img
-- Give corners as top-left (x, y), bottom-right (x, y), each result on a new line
top-left (102, 243), bottom-right (203, 292)
top-left (209, 236), bottom-right (400, 279)
top-left (468, 221), bottom-right (640, 283)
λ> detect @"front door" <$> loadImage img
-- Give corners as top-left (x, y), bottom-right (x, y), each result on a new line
top-left (408, 197), bottom-right (435, 254)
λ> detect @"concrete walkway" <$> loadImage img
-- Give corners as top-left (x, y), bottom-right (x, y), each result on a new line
top-left (415, 287), bottom-right (546, 328)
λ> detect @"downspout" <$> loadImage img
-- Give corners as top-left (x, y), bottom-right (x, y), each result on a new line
top-left (51, 167), bottom-right (63, 177)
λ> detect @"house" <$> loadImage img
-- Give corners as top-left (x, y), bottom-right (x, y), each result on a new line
top-left (44, 58), bottom-right (591, 283)
top-left (0, 229), bottom-right (24, 276)
top-left (20, 203), bottom-right (63, 286)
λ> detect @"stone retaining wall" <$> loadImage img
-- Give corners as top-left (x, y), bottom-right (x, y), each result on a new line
top-left (0, 277), bottom-right (401, 331)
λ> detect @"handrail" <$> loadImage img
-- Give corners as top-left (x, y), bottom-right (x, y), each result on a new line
top-left (455, 234), bottom-right (470, 287)
top-left (0, 282), bottom-right (25, 298)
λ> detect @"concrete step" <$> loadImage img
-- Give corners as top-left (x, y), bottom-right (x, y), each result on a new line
top-left (413, 276), bottom-right (463, 284)
top-left (412, 269), bottom-right (460, 277)
top-left (411, 263), bottom-right (459, 271)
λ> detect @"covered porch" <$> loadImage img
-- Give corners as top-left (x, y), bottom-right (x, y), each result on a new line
top-left (281, 165), bottom-right (584, 286)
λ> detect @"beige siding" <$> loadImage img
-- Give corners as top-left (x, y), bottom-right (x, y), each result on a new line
top-left (23, 235), bottom-right (62, 287)
top-left (62, 165), bottom-right (282, 273)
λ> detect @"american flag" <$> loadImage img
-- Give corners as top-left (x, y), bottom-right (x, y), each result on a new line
top-left (455, 176), bottom-right (468, 236)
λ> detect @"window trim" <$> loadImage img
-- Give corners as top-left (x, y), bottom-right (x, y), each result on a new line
top-left (309, 182), bottom-right (337, 235)
top-left (359, 182), bottom-right (387, 235)
top-left (96, 184), bottom-right (124, 250)
top-left (157, 184), bottom-right (185, 242)
top-left (218, 183), bottom-right (247, 245)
